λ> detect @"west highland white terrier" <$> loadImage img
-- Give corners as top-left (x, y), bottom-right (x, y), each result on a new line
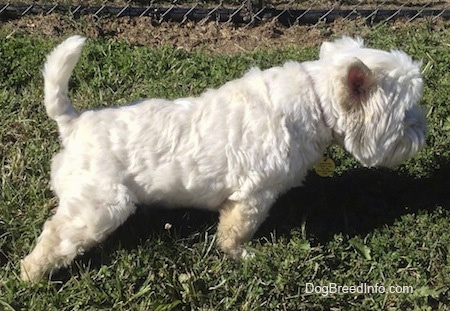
top-left (21, 35), bottom-right (426, 282)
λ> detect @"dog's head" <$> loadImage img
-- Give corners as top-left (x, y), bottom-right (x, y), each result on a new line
top-left (317, 36), bottom-right (426, 168)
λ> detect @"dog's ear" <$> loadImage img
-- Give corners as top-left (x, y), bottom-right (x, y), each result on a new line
top-left (344, 57), bottom-right (375, 107)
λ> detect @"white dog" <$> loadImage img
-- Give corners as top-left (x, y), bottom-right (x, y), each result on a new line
top-left (21, 35), bottom-right (425, 282)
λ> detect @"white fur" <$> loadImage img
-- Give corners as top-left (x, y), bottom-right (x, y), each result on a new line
top-left (21, 35), bottom-right (426, 282)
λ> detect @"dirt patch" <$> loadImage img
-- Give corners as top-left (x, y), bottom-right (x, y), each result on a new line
top-left (4, 0), bottom-right (450, 9)
top-left (1, 12), bottom-right (449, 54)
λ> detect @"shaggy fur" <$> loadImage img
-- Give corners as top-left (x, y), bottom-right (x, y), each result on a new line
top-left (21, 35), bottom-right (426, 282)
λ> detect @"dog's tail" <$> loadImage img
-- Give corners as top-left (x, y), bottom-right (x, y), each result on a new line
top-left (43, 35), bottom-right (86, 128)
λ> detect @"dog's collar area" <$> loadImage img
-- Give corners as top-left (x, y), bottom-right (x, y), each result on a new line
top-left (299, 64), bottom-right (337, 142)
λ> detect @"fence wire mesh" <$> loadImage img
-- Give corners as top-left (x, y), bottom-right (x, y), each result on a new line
top-left (1, 1), bottom-right (449, 26)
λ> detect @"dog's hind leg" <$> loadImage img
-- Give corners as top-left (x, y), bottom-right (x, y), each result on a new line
top-left (21, 187), bottom-right (136, 283)
top-left (217, 199), bottom-right (272, 259)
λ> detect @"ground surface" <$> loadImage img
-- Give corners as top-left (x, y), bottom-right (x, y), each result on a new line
top-left (2, 0), bottom-right (450, 53)
top-left (2, 11), bottom-right (450, 54)
top-left (1, 4), bottom-right (450, 310)
top-left (4, 0), bottom-right (450, 8)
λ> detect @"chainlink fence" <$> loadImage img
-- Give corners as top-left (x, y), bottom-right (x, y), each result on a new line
top-left (1, 1), bottom-right (449, 26)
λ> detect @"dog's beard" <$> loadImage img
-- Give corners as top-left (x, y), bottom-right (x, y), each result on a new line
top-left (341, 97), bottom-right (425, 168)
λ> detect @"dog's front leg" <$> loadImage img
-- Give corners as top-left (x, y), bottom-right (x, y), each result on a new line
top-left (217, 199), bottom-right (272, 259)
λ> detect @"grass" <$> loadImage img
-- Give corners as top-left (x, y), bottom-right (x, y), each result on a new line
top-left (1, 18), bottom-right (450, 310)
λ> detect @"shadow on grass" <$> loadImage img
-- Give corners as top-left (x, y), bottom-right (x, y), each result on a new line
top-left (262, 165), bottom-right (450, 242)
top-left (53, 162), bottom-right (450, 281)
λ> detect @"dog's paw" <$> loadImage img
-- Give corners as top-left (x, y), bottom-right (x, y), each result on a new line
top-left (20, 259), bottom-right (44, 283)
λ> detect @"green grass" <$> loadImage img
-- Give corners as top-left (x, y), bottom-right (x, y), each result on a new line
top-left (1, 20), bottom-right (450, 310)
